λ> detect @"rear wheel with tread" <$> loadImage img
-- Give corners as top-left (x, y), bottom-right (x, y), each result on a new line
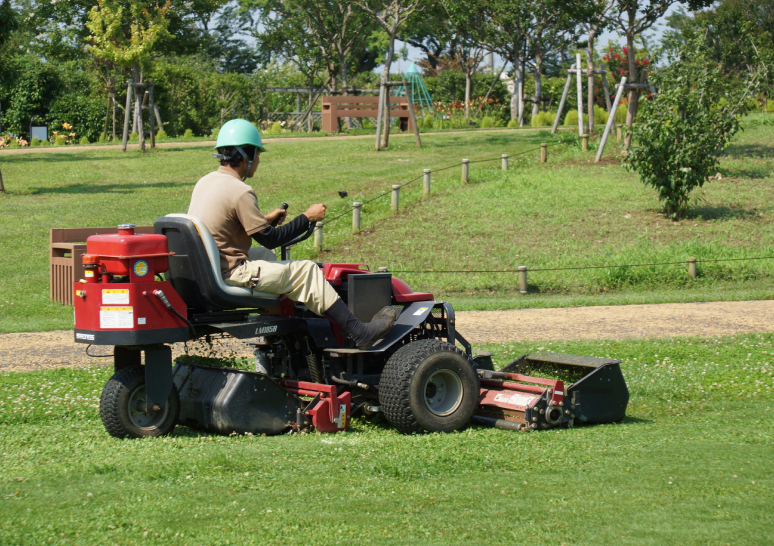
top-left (379, 339), bottom-right (479, 434)
top-left (100, 365), bottom-right (179, 438)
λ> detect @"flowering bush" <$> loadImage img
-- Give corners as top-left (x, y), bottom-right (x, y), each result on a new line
top-left (0, 135), bottom-right (29, 147)
top-left (602, 44), bottom-right (652, 85)
top-left (429, 97), bottom-right (506, 129)
top-left (51, 122), bottom-right (76, 145)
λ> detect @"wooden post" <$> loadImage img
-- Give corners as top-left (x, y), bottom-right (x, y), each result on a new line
top-left (616, 126), bottom-right (622, 142)
top-left (423, 169), bottom-right (431, 196)
top-left (352, 202), bottom-right (362, 233)
top-left (122, 79), bottom-right (133, 152)
top-left (551, 63), bottom-right (575, 134)
top-left (582, 134), bottom-right (589, 151)
top-left (403, 78), bottom-right (422, 149)
top-left (518, 265), bottom-right (528, 294)
top-left (103, 94), bottom-right (111, 142)
top-left (375, 81), bottom-right (385, 151)
top-left (462, 159), bottom-right (469, 183)
top-left (0, 166), bottom-right (5, 193)
top-left (687, 257), bottom-right (697, 279)
top-left (595, 76), bottom-right (627, 163)
top-left (391, 185), bottom-right (400, 211)
top-left (575, 53), bottom-right (584, 136)
top-left (586, 54), bottom-right (595, 134)
top-left (540, 143), bottom-right (547, 163)
top-left (600, 63), bottom-right (616, 135)
top-left (382, 89), bottom-right (391, 149)
top-left (313, 223), bottom-right (323, 250)
top-left (501, 154), bottom-right (508, 170)
top-left (148, 80), bottom-right (156, 149)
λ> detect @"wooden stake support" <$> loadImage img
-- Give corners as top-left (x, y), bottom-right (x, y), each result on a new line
top-left (595, 76), bottom-right (627, 163)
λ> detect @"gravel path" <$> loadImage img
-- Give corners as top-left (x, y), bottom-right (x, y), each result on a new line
top-left (1, 300), bottom-right (772, 373)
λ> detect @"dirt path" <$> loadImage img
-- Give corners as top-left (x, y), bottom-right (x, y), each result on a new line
top-left (1, 300), bottom-right (771, 373)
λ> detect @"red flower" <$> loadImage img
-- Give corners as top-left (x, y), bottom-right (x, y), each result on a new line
top-left (613, 53), bottom-right (620, 60)
top-left (622, 47), bottom-right (628, 54)
top-left (642, 59), bottom-right (649, 65)
top-left (647, 93), bottom-right (652, 99)
top-left (596, 88), bottom-right (600, 92)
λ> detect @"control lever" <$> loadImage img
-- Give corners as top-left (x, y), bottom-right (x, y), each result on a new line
top-left (271, 203), bottom-right (289, 227)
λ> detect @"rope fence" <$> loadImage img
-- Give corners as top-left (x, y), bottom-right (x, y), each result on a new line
top-left (302, 142), bottom-right (772, 295)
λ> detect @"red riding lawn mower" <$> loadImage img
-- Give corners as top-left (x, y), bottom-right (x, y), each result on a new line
top-left (73, 215), bottom-right (629, 438)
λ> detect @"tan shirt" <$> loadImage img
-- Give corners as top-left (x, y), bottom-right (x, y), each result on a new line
top-left (188, 167), bottom-right (268, 276)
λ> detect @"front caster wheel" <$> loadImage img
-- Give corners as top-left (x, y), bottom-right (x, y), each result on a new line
top-left (99, 365), bottom-right (179, 438)
top-left (379, 339), bottom-right (479, 434)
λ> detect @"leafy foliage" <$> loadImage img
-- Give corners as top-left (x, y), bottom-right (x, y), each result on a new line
top-left (624, 33), bottom-right (760, 219)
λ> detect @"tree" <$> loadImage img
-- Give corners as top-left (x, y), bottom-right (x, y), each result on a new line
top-left (354, 0), bottom-right (429, 147)
top-left (624, 32), bottom-right (764, 219)
top-left (86, 0), bottom-right (172, 149)
top-left (0, 0), bottom-right (18, 192)
top-left (580, 0), bottom-right (617, 131)
top-left (612, 0), bottom-right (714, 148)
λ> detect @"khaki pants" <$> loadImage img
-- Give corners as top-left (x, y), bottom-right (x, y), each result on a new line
top-left (226, 247), bottom-right (339, 316)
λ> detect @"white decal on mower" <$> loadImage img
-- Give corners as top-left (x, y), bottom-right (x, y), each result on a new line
top-left (494, 392), bottom-right (537, 407)
top-left (413, 307), bottom-right (429, 316)
top-left (76, 333), bottom-right (95, 341)
top-left (255, 325), bottom-right (279, 335)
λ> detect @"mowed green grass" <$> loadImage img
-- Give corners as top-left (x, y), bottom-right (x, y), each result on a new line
top-left (1, 334), bottom-right (772, 545)
top-left (1, 121), bottom-right (773, 333)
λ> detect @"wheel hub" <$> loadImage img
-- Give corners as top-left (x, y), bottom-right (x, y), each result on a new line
top-left (128, 385), bottom-right (168, 429)
top-left (423, 369), bottom-right (463, 416)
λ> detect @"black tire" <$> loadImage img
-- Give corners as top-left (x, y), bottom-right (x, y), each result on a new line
top-left (379, 339), bottom-right (479, 434)
top-left (100, 365), bottom-right (179, 439)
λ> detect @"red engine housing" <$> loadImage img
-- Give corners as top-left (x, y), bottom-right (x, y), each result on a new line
top-left (73, 225), bottom-right (189, 345)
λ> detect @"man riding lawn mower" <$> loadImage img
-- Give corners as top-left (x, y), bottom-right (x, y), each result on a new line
top-left (73, 119), bottom-right (630, 439)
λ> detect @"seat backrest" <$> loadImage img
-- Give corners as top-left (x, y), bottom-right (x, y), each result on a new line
top-left (154, 214), bottom-right (281, 314)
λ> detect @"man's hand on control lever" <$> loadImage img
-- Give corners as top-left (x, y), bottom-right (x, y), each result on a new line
top-left (304, 203), bottom-right (327, 222)
top-left (265, 208), bottom-right (287, 226)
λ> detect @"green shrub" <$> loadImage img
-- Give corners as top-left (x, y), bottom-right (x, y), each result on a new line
top-left (54, 135), bottom-right (66, 146)
top-left (480, 116), bottom-right (494, 128)
top-left (211, 128), bottom-right (219, 140)
top-left (362, 120), bottom-right (374, 129)
top-left (564, 109), bottom-right (579, 127)
top-left (79, 136), bottom-right (90, 145)
top-left (8, 139), bottom-right (18, 148)
top-left (30, 137), bottom-right (40, 146)
top-left (768, 100), bottom-right (774, 113)
top-left (506, 119), bottom-right (519, 128)
top-left (183, 129), bottom-right (194, 138)
top-left (593, 105), bottom-right (609, 125)
top-left (531, 111), bottom-right (556, 127)
top-left (40, 139), bottom-right (51, 147)
top-left (129, 132), bottom-right (139, 141)
top-left (614, 104), bottom-right (627, 124)
top-left (156, 130), bottom-right (168, 140)
top-left (745, 97), bottom-right (759, 112)
top-left (422, 116), bottom-right (434, 129)
top-left (270, 122), bottom-right (282, 133)
top-left (98, 133), bottom-right (106, 143)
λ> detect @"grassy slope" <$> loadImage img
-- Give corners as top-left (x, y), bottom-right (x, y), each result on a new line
top-left (1, 334), bottom-right (772, 545)
top-left (0, 120), bottom-right (772, 333)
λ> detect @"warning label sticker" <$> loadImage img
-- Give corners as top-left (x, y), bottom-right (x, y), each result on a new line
top-left (100, 306), bottom-right (133, 329)
top-left (494, 392), bottom-right (536, 407)
top-left (102, 289), bottom-right (130, 305)
top-left (413, 307), bottom-right (429, 316)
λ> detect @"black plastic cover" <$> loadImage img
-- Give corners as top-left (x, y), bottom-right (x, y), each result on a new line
top-left (173, 362), bottom-right (302, 435)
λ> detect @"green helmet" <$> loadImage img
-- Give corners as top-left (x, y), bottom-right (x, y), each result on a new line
top-left (215, 119), bottom-right (266, 152)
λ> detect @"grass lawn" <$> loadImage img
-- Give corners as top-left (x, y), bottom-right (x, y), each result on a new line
top-left (1, 333), bottom-right (772, 545)
top-left (1, 117), bottom-right (773, 333)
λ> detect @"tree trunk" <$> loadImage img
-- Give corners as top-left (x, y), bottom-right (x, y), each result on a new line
top-left (533, 54), bottom-right (543, 117)
top-left (381, 31), bottom-right (396, 149)
top-left (0, 166), bottom-right (5, 193)
top-left (587, 28), bottom-right (596, 133)
top-left (341, 59), bottom-right (352, 130)
top-left (133, 67), bottom-right (146, 152)
top-left (517, 58), bottom-right (525, 126)
top-left (623, 27), bottom-right (639, 150)
top-left (509, 57), bottom-right (523, 121)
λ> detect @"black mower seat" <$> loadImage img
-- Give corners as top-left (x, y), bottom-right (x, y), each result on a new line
top-left (154, 214), bottom-right (283, 314)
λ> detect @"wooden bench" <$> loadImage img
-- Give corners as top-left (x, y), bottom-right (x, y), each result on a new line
top-left (50, 226), bottom-right (154, 305)
top-left (321, 96), bottom-right (413, 133)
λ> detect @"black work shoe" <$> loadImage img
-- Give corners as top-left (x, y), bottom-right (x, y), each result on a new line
top-left (357, 306), bottom-right (401, 350)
